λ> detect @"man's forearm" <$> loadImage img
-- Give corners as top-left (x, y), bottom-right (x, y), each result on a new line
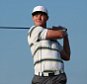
top-left (63, 35), bottom-right (71, 58)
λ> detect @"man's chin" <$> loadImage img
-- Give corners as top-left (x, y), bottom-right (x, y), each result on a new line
top-left (36, 24), bottom-right (43, 26)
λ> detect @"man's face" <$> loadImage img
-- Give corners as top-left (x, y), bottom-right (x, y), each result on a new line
top-left (32, 12), bottom-right (48, 27)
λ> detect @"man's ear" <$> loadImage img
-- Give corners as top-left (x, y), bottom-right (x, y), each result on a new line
top-left (32, 16), bottom-right (34, 21)
top-left (46, 16), bottom-right (49, 21)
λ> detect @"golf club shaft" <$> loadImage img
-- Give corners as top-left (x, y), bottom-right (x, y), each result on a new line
top-left (0, 26), bottom-right (30, 29)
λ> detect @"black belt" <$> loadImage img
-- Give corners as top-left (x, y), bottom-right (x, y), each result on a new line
top-left (35, 70), bottom-right (64, 76)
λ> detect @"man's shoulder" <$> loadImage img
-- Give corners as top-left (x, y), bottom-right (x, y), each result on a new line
top-left (28, 26), bottom-right (43, 37)
top-left (28, 26), bottom-right (35, 32)
top-left (29, 26), bottom-right (43, 32)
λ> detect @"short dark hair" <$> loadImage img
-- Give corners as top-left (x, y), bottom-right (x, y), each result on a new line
top-left (32, 11), bottom-right (48, 18)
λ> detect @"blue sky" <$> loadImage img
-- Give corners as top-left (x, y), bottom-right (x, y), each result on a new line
top-left (0, 0), bottom-right (87, 84)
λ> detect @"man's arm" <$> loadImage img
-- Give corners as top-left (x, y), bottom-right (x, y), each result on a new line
top-left (46, 26), bottom-right (71, 61)
top-left (46, 27), bottom-right (67, 39)
top-left (60, 35), bottom-right (71, 61)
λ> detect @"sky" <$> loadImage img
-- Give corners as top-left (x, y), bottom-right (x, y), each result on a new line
top-left (0, 0), bottom-right (87, 84)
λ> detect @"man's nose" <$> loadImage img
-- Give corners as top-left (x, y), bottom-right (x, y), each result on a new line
top-left (37, 15), bottom-right (41, 19)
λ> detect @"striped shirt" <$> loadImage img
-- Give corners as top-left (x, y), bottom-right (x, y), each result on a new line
top-left (27, 26), bottom-right (64, 73)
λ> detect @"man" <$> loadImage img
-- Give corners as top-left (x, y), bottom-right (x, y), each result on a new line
top-left (28, 5), bottom-right (71, 84)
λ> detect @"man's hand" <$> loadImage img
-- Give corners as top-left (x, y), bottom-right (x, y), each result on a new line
top-left (52, 26), bottom-right (67, 32)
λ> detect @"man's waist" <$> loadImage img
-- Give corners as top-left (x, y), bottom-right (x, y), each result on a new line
top-left (35, 70), bottom-right (64, 76)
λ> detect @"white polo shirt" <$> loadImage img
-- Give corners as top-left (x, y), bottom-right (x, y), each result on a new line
top-left (27, 26), bottom-right (64, 73)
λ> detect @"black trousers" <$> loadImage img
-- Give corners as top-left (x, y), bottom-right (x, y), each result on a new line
top-left (32, 73), bottom-right (67, 84)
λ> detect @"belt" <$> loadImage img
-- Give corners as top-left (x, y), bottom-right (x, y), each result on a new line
top-left (35, 70), bottom-right (64, 76)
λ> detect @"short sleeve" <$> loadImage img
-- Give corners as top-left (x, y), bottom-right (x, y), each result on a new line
top-left (28, 26), bottom-right (48, 43)
top-left (32, 26), bottom-right (48, 40)
top-left (39, 27), bottom-right (48, 40)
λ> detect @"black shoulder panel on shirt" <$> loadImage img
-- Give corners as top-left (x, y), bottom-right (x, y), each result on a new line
top-left (29, 26), bottom-right (36, 37)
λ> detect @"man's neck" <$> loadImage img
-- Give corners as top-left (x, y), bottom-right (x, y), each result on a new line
top-left (35, 23), bottom-right (47, 28)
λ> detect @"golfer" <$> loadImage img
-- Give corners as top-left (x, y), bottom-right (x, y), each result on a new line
top-left (28, 6), bottom-right (71, 84)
